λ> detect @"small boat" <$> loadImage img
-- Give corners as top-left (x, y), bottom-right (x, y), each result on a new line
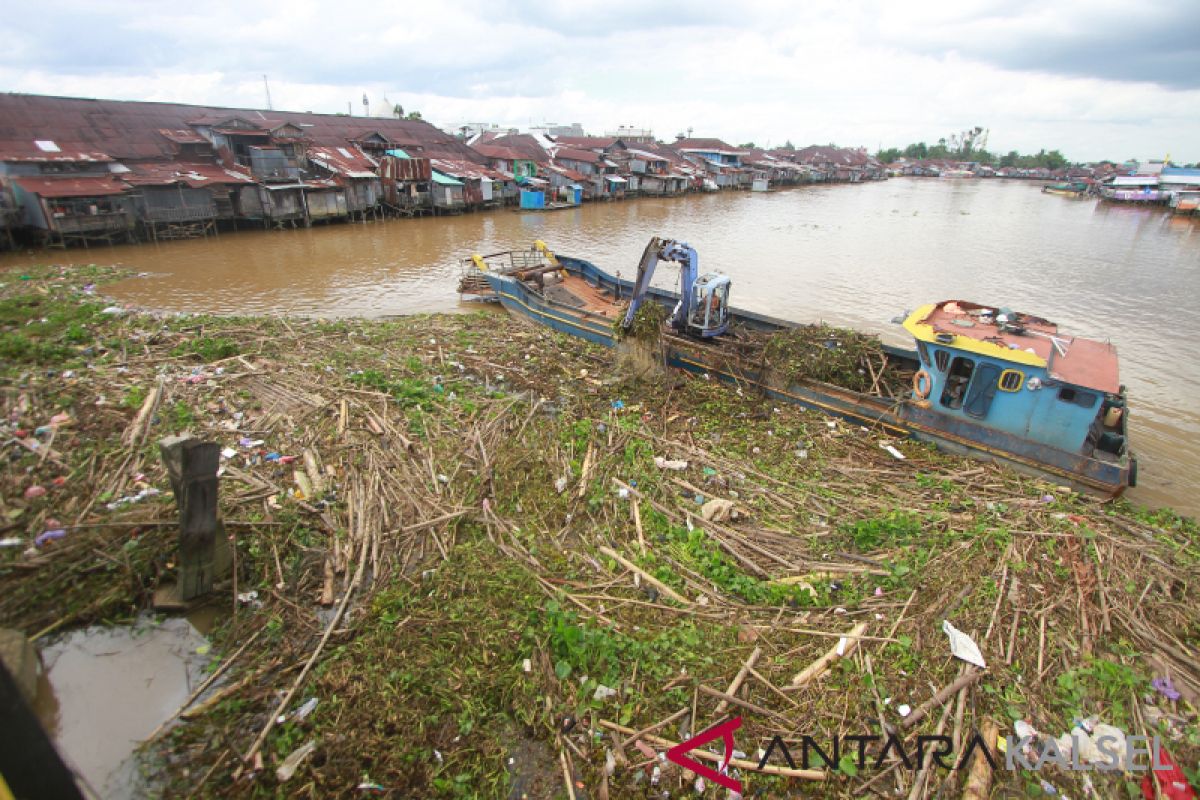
top-left (1042, 181), bottom-right (1090, 197)
top-left (459, 242), bottom-right (1136, 496)
top-left (940, 169), bottom-right (977, 179)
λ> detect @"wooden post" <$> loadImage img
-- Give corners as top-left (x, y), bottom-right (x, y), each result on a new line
top-left (157, 435), bottom-right (230, 606)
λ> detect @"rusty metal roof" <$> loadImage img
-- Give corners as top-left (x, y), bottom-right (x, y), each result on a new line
top-left (0, 93), bottom-right (487, 165)
top-left (673, 138), bottom-right (746, 155)
top-left (13, 175), bottom-right (129, 198)
top-left (546, 163), bottom-right (588, 182)
top-left (158, 128), bottom-right (209, 145)
top-left (122, 161), bottom-right (255, 187)
top-left (307, 146), bottom-right (378, 179)
top-left (473, 144), bottom-right (530, 161)
top-left (428, 158), bottom-right (504, 182)
top-left (554, 147), bottom-right (602, 164)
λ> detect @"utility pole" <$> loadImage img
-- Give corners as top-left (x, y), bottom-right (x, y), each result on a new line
top-left (262, 75), bottom-right (273, 110)
top-left (347, 101), bottom-right (352, 117)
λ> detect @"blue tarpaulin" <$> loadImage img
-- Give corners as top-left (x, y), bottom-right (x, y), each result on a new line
top-left (431, 170), bottom-right (464, 186)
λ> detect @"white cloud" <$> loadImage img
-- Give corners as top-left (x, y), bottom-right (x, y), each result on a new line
top-left (1, 0), bottom-right (1196, 161)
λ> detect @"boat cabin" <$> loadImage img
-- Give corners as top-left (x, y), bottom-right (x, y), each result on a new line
top-left (903, 301), bottom-right (1127, 460)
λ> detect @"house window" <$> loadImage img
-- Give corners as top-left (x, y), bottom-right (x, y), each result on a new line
top-left (1058, 387), bottom-right (1097, 408)
top-left (939, 356), bottom-right (975, 410)
top-left (998, 369), bottom-right (1024, 392)
top-left (934, 349), bottom-right (950, 373)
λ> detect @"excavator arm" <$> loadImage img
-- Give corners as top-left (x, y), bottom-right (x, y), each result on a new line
top-left (621, 236), bottom-right (729, 338)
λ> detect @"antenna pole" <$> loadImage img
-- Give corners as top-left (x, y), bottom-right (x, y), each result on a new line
top-left (262, 75), bottom-right (273, 110)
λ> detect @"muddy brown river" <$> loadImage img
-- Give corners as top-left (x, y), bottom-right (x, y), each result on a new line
top-left (3, 178), bottom-right (1197, 514)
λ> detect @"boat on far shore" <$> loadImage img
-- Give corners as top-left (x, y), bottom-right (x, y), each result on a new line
top-left (1043, 180), bottom-right (1091, 197)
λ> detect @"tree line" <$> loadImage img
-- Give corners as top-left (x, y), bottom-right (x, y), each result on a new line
top-left (875, 141), bottom-right (1071, 170)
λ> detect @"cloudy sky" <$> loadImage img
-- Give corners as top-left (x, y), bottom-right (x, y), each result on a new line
top-left (3, 0), bottom-right (1198, 162)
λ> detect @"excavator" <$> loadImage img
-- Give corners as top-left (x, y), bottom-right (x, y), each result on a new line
top-left (620, 236), bottom-right (731, 338)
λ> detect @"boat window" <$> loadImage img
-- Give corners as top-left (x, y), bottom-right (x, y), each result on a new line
top-left (964, 363), bottom-right (1002, 419)
top-left (939, 356), bottom-right (975, 410)
top-left (1058, 386), bottom-right (1097, 408)
top-left (934, 349), bottom-right (950, 373)
top-left (916, 341), bottom-right (930, 367)
top-left (998, 369), bottom-right (1024, 392)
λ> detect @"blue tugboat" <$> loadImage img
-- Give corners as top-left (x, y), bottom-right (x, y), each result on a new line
top-left (459, 240), bottom-right (1135, 496)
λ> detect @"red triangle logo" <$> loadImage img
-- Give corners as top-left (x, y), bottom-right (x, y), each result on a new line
top-left (666, 716), bottom-right (743, 793)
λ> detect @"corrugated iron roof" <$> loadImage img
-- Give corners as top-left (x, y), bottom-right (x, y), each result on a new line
top-left (0, 93), bottom-right (487, 164)
top-left (122, 161), bottom-right (255, 187)
top-left (158, 128), bottom-right (209, 145)
top-left (554, 147), bottom-right (602, 164)
top-left (13, 175), bottom-right (129, 198)
top-left (307, 146), bottom-right (378, 179)
top-left (429, 158), bottom-right (503, 182)
top-left (547, 163), bottom-right (588, 182)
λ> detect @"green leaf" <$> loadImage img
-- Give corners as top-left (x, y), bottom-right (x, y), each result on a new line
top-left (554, 660), bottom-right (572, 680)
top-left (837, 754), bottom-right (859, 776)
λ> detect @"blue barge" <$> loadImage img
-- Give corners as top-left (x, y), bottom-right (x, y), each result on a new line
top-left (460, 244), bottom-right (1136, 496)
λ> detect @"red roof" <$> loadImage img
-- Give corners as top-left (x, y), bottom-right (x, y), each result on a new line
top-left (121, 161), bottom-right (255, 187)
top-left (918, 301), bottom-right (1120, 394)
top-left (13, 175), bottom-right (130, 198)
top-left (483, 134), bottom-right (548, 163)
top-left (473, 144), bottom-right (529, 161)
top-left (554, 147), bottom-right (601, 164)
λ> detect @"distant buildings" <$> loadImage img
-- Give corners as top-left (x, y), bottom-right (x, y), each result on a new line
top-left (24, 92), bottom-right (1155, 250)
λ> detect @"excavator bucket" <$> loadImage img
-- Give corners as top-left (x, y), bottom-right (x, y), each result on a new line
top-left (622, 236), bottom-right (664, 328)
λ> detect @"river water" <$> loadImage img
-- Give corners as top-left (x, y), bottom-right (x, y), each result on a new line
top-left (3, 179), bottom-right (1196, 514)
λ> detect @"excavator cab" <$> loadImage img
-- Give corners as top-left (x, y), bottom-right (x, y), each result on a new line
top-left (623, 236), bottom-right (731, 339)
top-left (687, 273), bottom-right (731, 337)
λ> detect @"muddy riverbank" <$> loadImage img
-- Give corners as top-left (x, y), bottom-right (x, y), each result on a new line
top-left (1, 264), bottom-right (1197, 798)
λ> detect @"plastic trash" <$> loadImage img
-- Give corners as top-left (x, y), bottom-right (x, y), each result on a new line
top-left (611, 399), bottom-right (625, 410)
top-left (554, 477), bottom-right (568, 494)
top-left (23, 485), bottom-right (47, 500)
top-left (105, 487), bottom-right (161, 510)
top-left (1153, 675), bottom-right (1182, 701)
top-left (275, 740), bottom-right (317, 782)
top-left (1039, 778), bottom-right (1058, 795)
top-left (654, 456), bottom-right (688, 470)
top-left (942, 619), bottom-right (987, 668)
top-left (881, 444), bottom-right (906, 460)
top-left (292, 697), bottom-right (319, 721)
top-left (101, 306), bottom-right (125, 315)
top-left (1141, 745), bottom-right (1197, 799)
top-left (593, 684), bottom-right (617, 701)
top-left (0, 538), bottom-right (24, 548)
top-left (701, 498), bottom-right (735, 523)
top-left (897, 704), bottom-right (912, 718)
top-left (35, 529), bottom-right (67, 547)
top-left (221, 447), bottom-right (237, 459)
